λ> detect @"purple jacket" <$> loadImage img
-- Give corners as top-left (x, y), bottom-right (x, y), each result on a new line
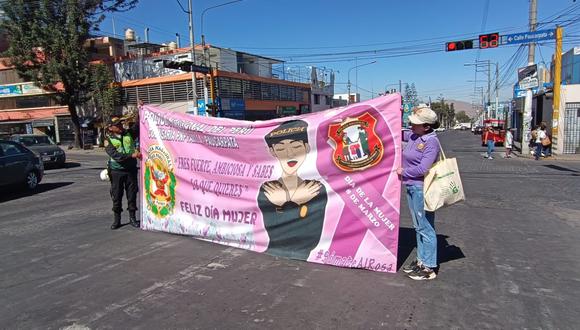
top-left (402, 130), bottom-right (441, 186)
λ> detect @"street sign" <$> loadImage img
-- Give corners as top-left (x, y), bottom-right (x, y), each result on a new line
top-left (518, 64), bottom-right (539, 89)
top-left (501, 29), bottom-right (555, 45)
top-left (514, 86), bottom-right (538, 98)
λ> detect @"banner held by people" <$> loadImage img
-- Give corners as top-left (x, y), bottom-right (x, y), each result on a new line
top-left (139, 94), bottom-right (402, 273)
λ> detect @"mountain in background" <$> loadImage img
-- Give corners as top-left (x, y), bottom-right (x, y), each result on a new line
top-left (446, 99), bottom-right (479, 119)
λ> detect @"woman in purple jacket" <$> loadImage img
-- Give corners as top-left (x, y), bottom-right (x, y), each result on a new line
top-left (397, 105), bottom-right (441, 280)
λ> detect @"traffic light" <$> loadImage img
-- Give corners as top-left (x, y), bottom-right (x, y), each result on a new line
top-left (445, 40), bottom-right (474, 52)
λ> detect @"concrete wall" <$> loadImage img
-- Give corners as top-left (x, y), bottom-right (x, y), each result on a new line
top-left (555, 84), bottom-right (580, 154)
top-left (218, 49), bottom-right (237, 72)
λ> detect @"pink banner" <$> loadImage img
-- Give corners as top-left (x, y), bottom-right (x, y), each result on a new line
top-left (139, 94), bottom-right (402, 272)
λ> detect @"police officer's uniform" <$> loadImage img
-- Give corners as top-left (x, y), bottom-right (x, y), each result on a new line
top-left (105, 121), bottom-right (139, 229)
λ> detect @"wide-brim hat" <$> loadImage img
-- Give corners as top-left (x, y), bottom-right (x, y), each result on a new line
top-left (106, 116), bottom-right (124, 127)
top-left (409, 105), bottom-right (438, 125)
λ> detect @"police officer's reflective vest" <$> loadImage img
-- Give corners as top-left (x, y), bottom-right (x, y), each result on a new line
top-left (108, 133), bottom-right (136, 171)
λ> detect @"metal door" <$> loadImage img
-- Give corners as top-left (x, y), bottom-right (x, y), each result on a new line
top-left (564, 102), bottom-right (580, 154)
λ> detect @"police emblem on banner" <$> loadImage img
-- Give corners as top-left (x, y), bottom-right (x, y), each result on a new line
top-left (328, 112), bottom-right (384, 172)
top-left (144, 145), bottom-right (176, 218)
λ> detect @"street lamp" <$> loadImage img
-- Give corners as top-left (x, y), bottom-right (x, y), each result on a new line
top-left (199, 0), bottom-right (242, 116)
top-left (201, 0), bottom-right (243, 64)
top-left (347, 60), bottom-right (376, 104)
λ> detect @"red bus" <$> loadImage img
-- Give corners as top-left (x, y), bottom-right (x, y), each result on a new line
top-left (481, 119), bottom-right (506, 146)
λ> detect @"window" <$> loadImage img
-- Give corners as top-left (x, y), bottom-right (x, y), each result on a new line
top-left (0, 142), bottom-right (24, 156)
top-left (16, 135), bottom-right (55, 146)
top-left (15, 96), bottom-right (51, 109)
top-left (314, 94), bottom-right (320, 105)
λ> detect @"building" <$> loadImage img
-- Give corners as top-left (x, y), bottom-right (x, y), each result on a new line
top-left (113, 44), bottom-right (312, 120)
top-left (544, 47), bottom-right (580, 154)
top-left (310, 67), bottom-right (335, 112)
top-left (332, 93), bottom-right (360, 107)
top-left (0, 58), bottom-right (70, 141)
top-left (510, 62), bottom-right (552, 147)
top-left (511, 47), bottom-right (580, 154)
top-left (0, 36), bottom-right (127, 145)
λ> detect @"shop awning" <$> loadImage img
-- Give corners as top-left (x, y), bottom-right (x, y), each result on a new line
top-left (0, 106), bottom-right (69, 122)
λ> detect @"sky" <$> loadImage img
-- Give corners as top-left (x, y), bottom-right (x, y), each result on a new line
top-left (98, 0), bottom-right (580, 104)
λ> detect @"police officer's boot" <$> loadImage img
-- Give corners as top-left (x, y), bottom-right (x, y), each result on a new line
top-left (111, 213), bottom-right (121, 230)
top-left (129, 211), bottom-right (140, 228)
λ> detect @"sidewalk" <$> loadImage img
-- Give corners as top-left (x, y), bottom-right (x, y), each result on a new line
top-left (512, 141), bottom-right (580, 161)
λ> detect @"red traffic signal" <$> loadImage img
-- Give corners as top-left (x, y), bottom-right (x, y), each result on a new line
top-left (445, 40), bottom-right (474, 52)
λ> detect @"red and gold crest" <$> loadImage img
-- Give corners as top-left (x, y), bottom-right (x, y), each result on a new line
top-left (328, 112), bottom-right (384, 172)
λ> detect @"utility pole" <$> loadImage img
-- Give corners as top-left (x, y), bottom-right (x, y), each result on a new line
top-left (495, 62), bottom-right (499, 120)
top-left (487, 61), bottom-right (491, 117)
top-left (465, 60), bottom-right (492, 119)
top-left (188, 0), bottom-right (198, 115)
top-left (552, 26), bottom-right (563, 153)
top-left (521, 0), bottom-right (537, 156)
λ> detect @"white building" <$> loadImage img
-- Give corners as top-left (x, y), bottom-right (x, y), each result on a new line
top-left (310, 67), bottom-right (335, 112)
top-left (333, 93), bottom-right (360, 107)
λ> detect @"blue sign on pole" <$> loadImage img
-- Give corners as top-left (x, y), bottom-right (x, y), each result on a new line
top-left (513, 86), bottom-right (538, 98)
top-left (402, 103), bottom-right (413, 128)
top-left (196, 100), bottom-right (207, 116)
top-left (501, 29), bottom-right (555, 45)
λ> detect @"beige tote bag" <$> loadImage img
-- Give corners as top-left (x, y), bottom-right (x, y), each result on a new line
top-left (423, 146), bottom-right (465, 211)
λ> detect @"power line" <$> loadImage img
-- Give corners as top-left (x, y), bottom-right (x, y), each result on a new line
top-left (476, 0), bottom-right (491, 62)
top-left (175, 0), bottom-right (189, 14)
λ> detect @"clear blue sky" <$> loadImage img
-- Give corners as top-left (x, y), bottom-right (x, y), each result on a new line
top-left (98, 0), bottom-right (580, 104)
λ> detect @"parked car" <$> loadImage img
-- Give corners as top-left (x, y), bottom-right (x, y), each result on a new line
top-left (9, 134), bottom-right (66, 168)
top-left (473, 126), bottom-right (484, 135)
top-left (0, 140), bottom-right (44, 190)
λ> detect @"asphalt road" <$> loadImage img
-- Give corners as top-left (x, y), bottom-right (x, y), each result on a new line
top-left (1, 131), bottom-right (579, 329)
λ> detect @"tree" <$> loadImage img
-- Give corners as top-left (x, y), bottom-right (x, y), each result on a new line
top-left (455, 110), bottom-right (471, 123)
top-left (90, 63), bottom-right (120, 146)
top-left (1, 0), bottom-right (137, 148)
top-left (430, 96), bottom-right (456, 128)
top-left (404, 83), bottom-right (419, 106)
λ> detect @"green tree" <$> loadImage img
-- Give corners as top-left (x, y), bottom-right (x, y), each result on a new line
top-left (455, 110), bottom-right (471, 123)
top-left (431, 96), bottom-right (456, 128)
top-left (448, 102), bottom-right (456, 126)
top-left (404, 83), bottom-right (419, 106)
top-left (1, 0), bottom-right (137, 148)
top-left (90, 64), bottom-right (120, 146)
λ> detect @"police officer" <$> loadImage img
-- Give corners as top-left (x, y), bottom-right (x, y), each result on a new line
top-left (105, 116), bottom-right (141, 229)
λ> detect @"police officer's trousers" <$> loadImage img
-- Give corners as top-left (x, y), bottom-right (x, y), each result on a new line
top-left (109, 169), bottom-right (138, 214)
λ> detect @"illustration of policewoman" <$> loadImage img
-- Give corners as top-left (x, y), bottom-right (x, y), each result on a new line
top-left (258, 120), bottom-right (328, 260)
